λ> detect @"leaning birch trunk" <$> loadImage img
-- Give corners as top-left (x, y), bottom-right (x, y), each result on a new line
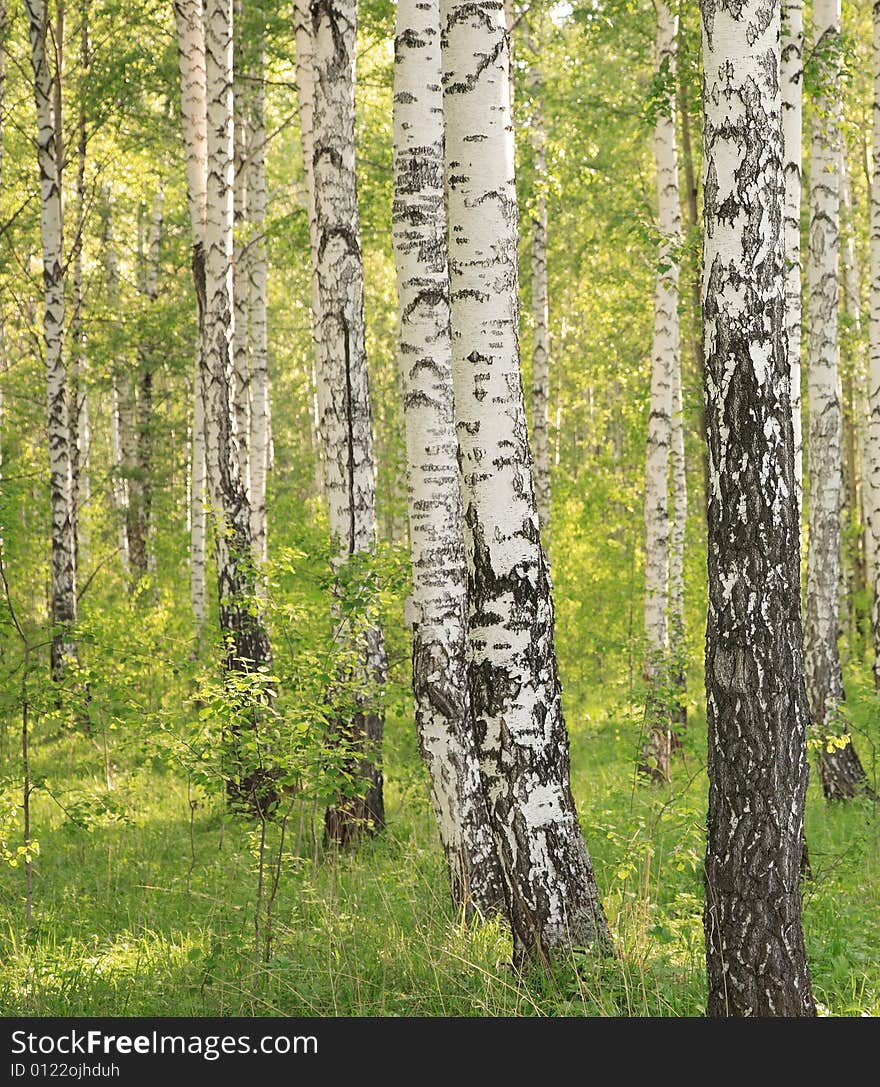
top-left (392, 0), bottom-right (505, 917)
top-left (440, 0), bottom-right (611, 963)
top-left (26, 0), bottom-right (77, 677)
top-left (247, 44), bottom-right (270, 567)
top-left (526, 22), bottom-right (551, 535)
top-left (639, 1), bottom-right (680, 784)
top-left (701, 0), bottom-right (815, 1017)
top-left (782, 0), bottom-right (804, 521)
top-left (310, 0), bottom-right (387, 845)
top-left (174, 0), bottom-right (209, 632)
top-left (805, 0), bottom-right (870, 801)
top-left (867, 1), bottom-right (880, 695)
top-left (294, 0), bottom-right (325, 495)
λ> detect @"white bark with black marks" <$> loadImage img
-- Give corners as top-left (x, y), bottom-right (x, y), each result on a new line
top-left (701, 0), bottom-right (815, 1017)
top-left (26, 0), bottom-right (78, 677)
top-left (393, 0), bottom-right (505, 917)
top-left (310, 0), bottom-right (386, 844)
top-left (782, 0), bottom-right (803, 520)
top-left (640, 1), bottom-right (680, 782)
top-left (440, 0), bottom-right (611, 962)
top-left (868, 2), bottom-right (880, 692)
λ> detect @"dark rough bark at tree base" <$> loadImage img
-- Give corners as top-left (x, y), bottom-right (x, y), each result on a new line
top-left (701, 0), bottom-right (815, 1018)
top-left (818, 740), bottom-right (876, 800)
top-left (323, 708), bottom-right (385, 848)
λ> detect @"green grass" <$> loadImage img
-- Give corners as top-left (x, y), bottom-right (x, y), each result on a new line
top-left (1, 680), bottom-right (877, 1019)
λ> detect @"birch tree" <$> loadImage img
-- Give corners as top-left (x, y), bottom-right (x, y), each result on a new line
top-left (247, 39), bottom-right (270, 567)
top-left (173, 0), bottom-right (208, 630)
top-left (309, 0), bottom-right (387, 844)
top-left (701, 0), bottom-right (815, 1017)
top-left (392, 0), bottom-right (504, 917)
top-left (526, 21), bottom-right (550, 534)
top-left (232, 0), bottom-right (251, 501)
top-left (25, 0), bottom-right (78, 678)
top-left (804, 0), bottom-right (870, 800)
top-left (782, 0), bottom-right (804, 518)
top-left (639, 1), bottom-right (680, 783)
top-left (440, 0), bottom-right (611, 962)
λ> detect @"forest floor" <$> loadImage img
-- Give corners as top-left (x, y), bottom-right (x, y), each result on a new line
top-left (1, 676), bottom-right (878, 1018)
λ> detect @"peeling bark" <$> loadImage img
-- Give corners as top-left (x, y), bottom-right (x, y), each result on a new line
top-left (441, 0), bottom-right (611, 962)
top-left (701, 0), bottom-right (815, 1017)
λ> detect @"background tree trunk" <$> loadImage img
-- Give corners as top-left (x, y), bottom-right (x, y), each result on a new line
top-left (701, 0), bottom-right (815, 1017)
top-left (782, 0), bottom-right (804, 521)
top-left (640, 1), bottom-right (680, 783)
top-left (805, 0), bottom-right (870, 801)
top-left (310, 0), bottom-right (386, 846)
top-left (867, 1), bottom-right (880, 694)
top-left (392, 0), bottom-right (505, 918)
top-left (440, 0), bottom-right (611, 964)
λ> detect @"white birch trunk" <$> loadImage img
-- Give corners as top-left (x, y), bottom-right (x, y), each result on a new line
top-left (294, 0), bottom-right (325, 496)
top-left (440, 0), bottom-right (611, 962)
top-left (70, 26), bottom-right (89, 567)
top-left (393, 0), bottom-right (504, 917)
top-left (247, 43), bottom-right (270, 567)
top-left (640, 1), bottom-right (680, 782)
top-left (174, 0), bottom-right (209, 628)
top-left (310, 0), bottom-right (386, 844)
top-left (232, 12), bottom-right (251, 501)
top-left (669, 350), bottom-right (687, 731)
top-left (805, 0), bottom-right (869, 799)
top-left (782, 0), bottom-right (804, 522)
top-left (526, 23), bottom-right (550, 535)
top-left (25, 0), bottom-right (77, 677)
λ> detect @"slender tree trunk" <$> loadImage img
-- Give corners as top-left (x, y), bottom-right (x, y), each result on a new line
top-left (309, 0), bottom-right (386, 845)
top-left (701, 0), bottom-right (815, 1017)
top-left (526, 23), bottom-right (551, 536)
top-left (26, 0), bottom-right (78, 677)
top-left (441, 0), bottom-right (611, 963)
top-left (247, 41), bottom-right (270, 567)
top-left (233, 0), bottom-right (251, 502)
top-left (669, 351), bottom-right (687, 734)
top-left (783, 0), bottom-right (804, 520)
top-left (293, 0), bottom-right (325, 496)
top-left (174, 0), bottom-right (209, 632)
top-left (640, 2), bottom-right (680, 784)
top-left (70, 12), bottom-right (89, 570)
top-left (392, 0), bottom-right (505, 917)
top-left (805, 0), bottom-right (870, 801)
top-left (129, 189), bottom-right (163, 586)
top-left (867, 1), bottom-right (880, 694)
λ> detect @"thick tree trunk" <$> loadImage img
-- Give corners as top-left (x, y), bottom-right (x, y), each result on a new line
top-left (392, 0), bottom-right (505, 917)
top-left (526, 24), bottom-right (550, 536)
top-left (782, 0), bottom-right (804, 520)
top-left (805, 0), bottom-right (870, 801)
top-left (701, 0), bottom-right (815, 1017)
top-left (309, 0), bottom-right (386, 845)
top-left (70, 17), bottom-right (89, 570)
top-left (640, 2), bottom-right (680, 783)
top-left (247, 43), bottom-right (270, 567)
top-left (174, 0), bottom-right (209, 631)
top-left (26, 0), bottom-right (78, 678)
top-left (440, 0), bottom-right (611, 963)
